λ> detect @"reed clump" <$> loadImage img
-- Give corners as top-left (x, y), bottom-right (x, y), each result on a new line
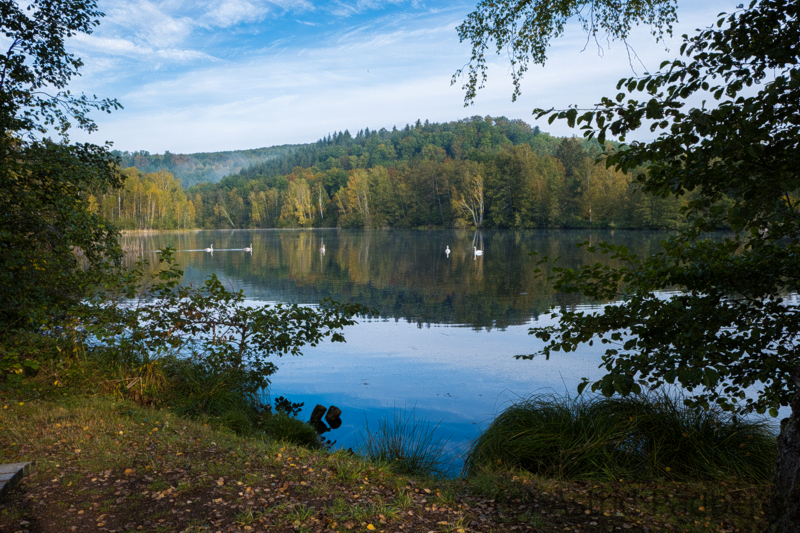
top-left (356, 407), bottom-right (454, 478)
top-left (466, 392), bottom-right (777, 483)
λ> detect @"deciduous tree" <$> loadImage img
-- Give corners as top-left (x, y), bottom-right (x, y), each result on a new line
top-left (521, 1), bottom-right (800, 528)
top-left (453, 0), bottom-right (678, 104)
top-left (0, 0), bottom-right (122, 328)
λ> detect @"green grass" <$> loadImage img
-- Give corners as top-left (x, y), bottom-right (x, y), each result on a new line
top-left (1, 391), bottom-right (772, 533)
top-left (466, 392), bottom-right (777, 483)
top-left (3, 329), bottom-right (325, 449)
top-left (329, 452), bottom-right (371, 485)
top-left (356, 406), bottom-right (454, 478)
top-left (259, 411), bottom-right (320, 448)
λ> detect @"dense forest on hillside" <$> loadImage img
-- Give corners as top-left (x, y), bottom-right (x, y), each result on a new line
top-left (96, 116), bottom-right (686, 230)
top-left (111, 145), bottom-right (300, 188)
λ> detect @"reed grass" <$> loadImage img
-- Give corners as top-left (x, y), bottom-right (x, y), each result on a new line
top-left (466, 392), bottom-right (777, 483)
top-left (356, 407), bottom-right (453, 478)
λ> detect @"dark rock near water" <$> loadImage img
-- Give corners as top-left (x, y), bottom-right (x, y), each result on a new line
top-left (307, 404), bottom-right (343, 434)
top-left (326, 406), bottom-right (342, 429)
top-left (309, 404), bottom-right (327, 424)
top-left (309, 404), bottom-right (329, 434)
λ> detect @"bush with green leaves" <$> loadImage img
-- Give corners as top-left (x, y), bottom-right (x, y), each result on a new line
top-left (259, 411), bottom-right (321, 448)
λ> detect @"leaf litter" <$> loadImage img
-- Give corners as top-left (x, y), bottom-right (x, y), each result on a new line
top-left (0, 397), bottom-right (769, 532)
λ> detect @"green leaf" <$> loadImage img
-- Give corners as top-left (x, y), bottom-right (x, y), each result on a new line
top-left (565, 108), bottom-right (578, 128)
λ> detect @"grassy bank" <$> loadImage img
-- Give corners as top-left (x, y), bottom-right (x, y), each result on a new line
top-left (1, 394), bottom-right (772, 533)
top-left (0, 321), bottom-right (776, 532)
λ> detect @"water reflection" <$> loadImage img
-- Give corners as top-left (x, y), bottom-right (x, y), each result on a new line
top-left (119, 229), bottom-right (688, 460)
top-left (121, 229), bottom-right (673, 330)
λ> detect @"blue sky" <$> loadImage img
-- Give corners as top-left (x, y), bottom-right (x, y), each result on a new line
top-left (68, 0), bottom-right (738, 154)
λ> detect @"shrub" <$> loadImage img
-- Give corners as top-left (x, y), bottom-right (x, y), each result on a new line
top-left (259, 411), bottom-right (320, 448)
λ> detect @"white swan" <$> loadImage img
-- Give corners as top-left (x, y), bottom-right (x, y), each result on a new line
top-left (445, 245), bottom-right (451, 257)
top-left (473, 246), bottom-right (483, 256)
top-left (204, 244), bottom-right (214, 252)
top-left (244, 243), bottom-right (252, 252)
top-left (320, 244), bottom-right (326, 254)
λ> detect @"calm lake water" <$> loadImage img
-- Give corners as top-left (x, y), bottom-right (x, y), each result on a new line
top-left (121, 228), bottom-right (780, 467)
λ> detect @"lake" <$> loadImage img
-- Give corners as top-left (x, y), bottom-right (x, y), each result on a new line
top-left (120, 228), bottom-right (775, 468)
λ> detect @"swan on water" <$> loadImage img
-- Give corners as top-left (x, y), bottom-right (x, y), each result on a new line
top-left (205, 244), bottom-right (214, 252)
top-left (445, 245), bottom-right (451, 256)
top-left (473, 246), bottom-right (483, 256)
top-left (244, 243), bottom-right (252, 252)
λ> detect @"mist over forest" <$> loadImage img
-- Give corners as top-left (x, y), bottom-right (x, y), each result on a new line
top-left (112, 144), bottom-right (301, 189)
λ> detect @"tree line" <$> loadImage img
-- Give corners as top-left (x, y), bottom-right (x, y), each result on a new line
top-left (96, 117), bottom-right (685, 231)
top-left (89, 167), bottom-right (195, 230)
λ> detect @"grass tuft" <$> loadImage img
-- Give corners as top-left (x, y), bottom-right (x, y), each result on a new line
top-left (356, 406), bottom-right (453, 478)
top-left (466, 392), bottom-right (777, 483)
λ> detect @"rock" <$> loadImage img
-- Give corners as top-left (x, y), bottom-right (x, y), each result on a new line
top-left (308, 405), bottom-right (330, 434)
top-left (308, 404), bottom-right (327, 425)
top-left (325, 405), bottom-right (342, 429)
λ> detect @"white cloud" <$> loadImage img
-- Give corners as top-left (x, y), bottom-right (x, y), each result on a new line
top-left (327, 0), bottom-right (412, 17)
top-left (72, 34), bottom-right (218, 63)
top-left (73, 34), bottom-right (141, 56)
top-left (70, 0), bottom-right (742, 152)
top-left (105, 1), bottom-right (194, 48)
top-left (199, 0), bottom-right (269, 28)
top-left (267, 0), bottom-right (315, 11)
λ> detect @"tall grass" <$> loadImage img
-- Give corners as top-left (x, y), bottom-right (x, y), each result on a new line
top-left (466, 392), bottom-right (777, 483)
top-left (356, 407), bottom-right (454, 478)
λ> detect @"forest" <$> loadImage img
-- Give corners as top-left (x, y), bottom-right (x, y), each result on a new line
top-left (95, 116), bottom-right (686, 231)
top-left (111, 144), bottom-right (300, 188)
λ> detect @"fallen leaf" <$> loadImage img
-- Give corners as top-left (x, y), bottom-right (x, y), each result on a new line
top-left (367, 525), bottom-right (376, 531)
top-left (217, 478), bottom-right (225, 486)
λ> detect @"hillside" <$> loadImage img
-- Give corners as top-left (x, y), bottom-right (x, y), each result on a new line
top-left (112, 144), bottom-right (302, 188)
top-left (98, 116), bottom-right (686, 231)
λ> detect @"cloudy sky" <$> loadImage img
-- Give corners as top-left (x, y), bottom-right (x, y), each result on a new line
top-left (67, 0), bottom-right (738, 154)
